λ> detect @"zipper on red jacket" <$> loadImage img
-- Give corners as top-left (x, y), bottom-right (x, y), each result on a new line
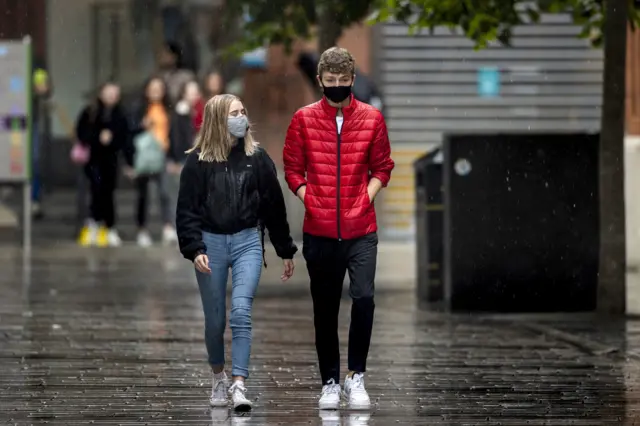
top-left (336, 110), bottom-right (342, 241)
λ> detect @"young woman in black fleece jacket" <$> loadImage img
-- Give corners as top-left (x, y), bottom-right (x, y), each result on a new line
top-left (175, 94), bottom-right (297, 411)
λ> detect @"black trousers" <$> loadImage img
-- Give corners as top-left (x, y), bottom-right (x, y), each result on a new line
top-left (136, 173), bottom-right (172, 228)
top-left (85, 164), bottom-right (117, 229)
top-left (303, 232), bottom-right (378, 385)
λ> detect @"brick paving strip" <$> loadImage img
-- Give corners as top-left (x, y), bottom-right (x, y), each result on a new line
top-left (480, 313), bottom-right (625, 356)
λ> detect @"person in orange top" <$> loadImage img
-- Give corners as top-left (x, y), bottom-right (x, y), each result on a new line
top-left (146, 101), bottom-right (170, 151)
top-left (126, 76), bottom-right (177, 247)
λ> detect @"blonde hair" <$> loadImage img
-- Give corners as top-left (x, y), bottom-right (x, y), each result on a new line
top-left (187, 94), bottom-right (258, 162)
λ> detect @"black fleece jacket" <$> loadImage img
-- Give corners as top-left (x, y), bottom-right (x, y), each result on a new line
top-left (176, 143), bottom-right (297, 262)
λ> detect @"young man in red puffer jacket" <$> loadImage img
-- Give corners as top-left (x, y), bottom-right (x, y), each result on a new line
top-left (283, 47), bottom-right (395, 411)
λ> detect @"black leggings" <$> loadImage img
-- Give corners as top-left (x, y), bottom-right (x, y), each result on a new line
top-left (135, 173), bottom-right (172, 228)
top-left (85, 164), bottom-right (117, 229)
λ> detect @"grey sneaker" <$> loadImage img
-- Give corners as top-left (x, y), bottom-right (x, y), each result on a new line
top-left (209, 372), bottom-right (229, 407)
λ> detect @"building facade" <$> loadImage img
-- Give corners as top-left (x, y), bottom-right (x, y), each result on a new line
top-left (372, 14), bottom-right (606, 238)
top-left (2, 1), bottom-right (639, 241)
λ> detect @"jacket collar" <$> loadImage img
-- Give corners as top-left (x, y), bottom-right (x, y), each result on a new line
top-left (320, 94), bottom-right (357, 119)
top-left (231, 138), bottom-right (245, 153)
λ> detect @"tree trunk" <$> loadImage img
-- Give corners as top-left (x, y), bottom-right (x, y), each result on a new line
top-left (598, 0), bottom-right (628, 314)
top-left (317, 4), bottom-right (343, 53)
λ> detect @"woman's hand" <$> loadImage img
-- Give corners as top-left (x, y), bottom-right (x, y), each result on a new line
top-left (166, 161), bottom-right (182, 175)
top-left (194, 254), bottom-right (211, 274)
top-left (122, 166), bottom-right (136, 180)
top-left (142, 116), bottom-right (153, 129)
top-left (99, 129), bottom-right (112, 145)
top-left (281, 259), bottom-right (295, 281)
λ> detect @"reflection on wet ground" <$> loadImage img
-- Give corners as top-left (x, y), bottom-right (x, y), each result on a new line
top-left (0, 245), bottom-right (638, 425)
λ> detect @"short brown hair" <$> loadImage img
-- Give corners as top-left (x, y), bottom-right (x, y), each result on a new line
top-left (317, 47), bottom-right (355, 77)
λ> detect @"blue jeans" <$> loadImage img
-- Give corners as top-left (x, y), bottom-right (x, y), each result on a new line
top-left (196, 228), bottom-right (263, 378)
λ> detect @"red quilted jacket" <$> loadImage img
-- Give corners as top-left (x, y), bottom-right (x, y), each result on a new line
top-left (283, 95), bottom-right (395, 240)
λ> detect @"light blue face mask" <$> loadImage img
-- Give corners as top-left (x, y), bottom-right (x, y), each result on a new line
top-left (228, 115), bottom-right (248, 138)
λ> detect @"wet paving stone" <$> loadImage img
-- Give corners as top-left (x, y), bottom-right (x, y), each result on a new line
top-left (0, 246), bottom-right (639, 425)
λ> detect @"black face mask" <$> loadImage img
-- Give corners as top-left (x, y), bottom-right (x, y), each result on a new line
top-left (322, 85), bottom-right (352, 103)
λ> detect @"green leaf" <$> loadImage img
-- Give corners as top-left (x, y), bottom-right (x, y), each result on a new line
top-left (228, 0), bottom-right (619, 55)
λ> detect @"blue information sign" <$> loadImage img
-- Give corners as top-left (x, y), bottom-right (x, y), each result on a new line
top-left (477, 67), bottom-right (501, 98)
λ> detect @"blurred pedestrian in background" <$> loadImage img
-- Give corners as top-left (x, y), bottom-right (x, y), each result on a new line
top-left (203, 69), bottom-right (224, 99)
top-left (75, 82), bottom-right (130, 247)
top-left (127, 76), bottom-right (177, 247)
top-left (194, 69), bottom-right (225, 131)
top-left (31, 62), bottom-right (52, 219)
top-left (166, 80), bottom-right (202, 214)
top-left (158, 41), bottom-right (195, 105)
top-left (169, 80), bottom-right (202, 169)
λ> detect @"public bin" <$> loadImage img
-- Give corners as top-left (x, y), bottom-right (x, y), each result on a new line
top-left (414, 148), bottom-right (444, 305)
top-left (442, 133), bottom-right (600, 312)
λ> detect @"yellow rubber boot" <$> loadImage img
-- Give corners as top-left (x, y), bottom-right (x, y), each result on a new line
top-left (96, 226), bottom-right (108, 247)
top-left (77, 226), bottom-right (90, 247)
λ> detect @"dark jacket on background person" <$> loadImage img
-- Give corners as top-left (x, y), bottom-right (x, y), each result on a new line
top-left (128, 99), bottom-right (149, 138)
top-left (176, 142), bottom-right (297, 262)
top-left (32, 59), bottom-right (52, 125)
top-left (168, 101), bottom-right (195, 163)
top-left (76, 101), bottom-right (130, 170)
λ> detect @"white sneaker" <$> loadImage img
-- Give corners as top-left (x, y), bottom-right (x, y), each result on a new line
top-left (162, 226), bottom-right (178, 245)
top-left (229, 380), bottom-right (252, 411)
top-left (319, 378), bottom-right (341, 410)
top-left (343, 374), bottom-right (370, 410)
top-left (209, 372), bottom-right (229, 407)
top-left (87, 221), bottom-right (98, 246)
top-left (106, 229), bottom-right (122, 247)
top-left (31, 202), bottom-right (43, 218)
top-left (137, 231), bottom-right (152, 247)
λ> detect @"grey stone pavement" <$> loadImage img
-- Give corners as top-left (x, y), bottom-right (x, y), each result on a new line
top-left (2, 189), bottom-right (640, 424)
